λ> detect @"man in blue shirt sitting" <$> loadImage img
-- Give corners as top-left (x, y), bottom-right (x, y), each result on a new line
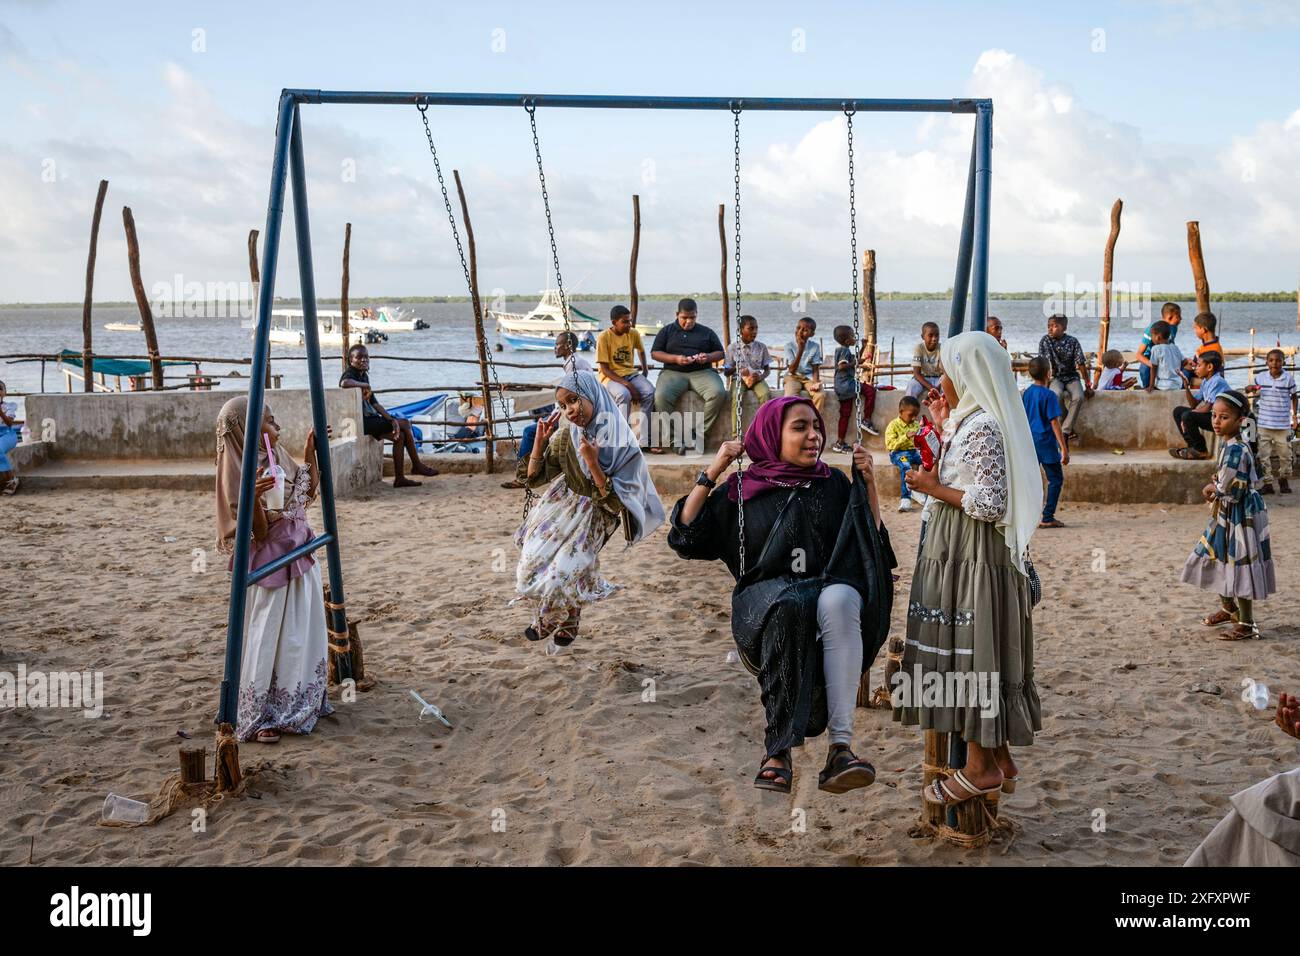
top-left (1171, 351), bottom-right (1229, 460)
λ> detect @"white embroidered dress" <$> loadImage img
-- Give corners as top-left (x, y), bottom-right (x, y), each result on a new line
top-left (236, 466), bottom-right (334, 741)
top-left (921, 410), bottom-right (1008, 526)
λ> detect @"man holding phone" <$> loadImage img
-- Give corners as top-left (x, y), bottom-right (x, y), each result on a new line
top-left (650, 298), bottom-right (726, 451)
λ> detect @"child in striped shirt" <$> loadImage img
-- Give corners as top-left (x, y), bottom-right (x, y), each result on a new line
top-left (1246, 348), bottom-right (1297, 494)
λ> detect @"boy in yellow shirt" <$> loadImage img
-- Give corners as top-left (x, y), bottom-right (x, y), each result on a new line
top-left (597, 305), bottom-right (654, 443)
top-left (885, 395), bottom-right (924, 512)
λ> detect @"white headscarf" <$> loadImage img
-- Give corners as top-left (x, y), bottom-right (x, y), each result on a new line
top-left (939, 331), bottom-right (1041, 575)
top-left (557, 369), bottom-right (665, 544)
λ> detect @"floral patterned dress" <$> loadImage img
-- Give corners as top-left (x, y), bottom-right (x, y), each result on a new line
top-left (513, 428), bottom-right (624, 638)
top-left (236, 464), bottom-right (334, 740)
top-left (1181, 437), bottom-right (1276, 599)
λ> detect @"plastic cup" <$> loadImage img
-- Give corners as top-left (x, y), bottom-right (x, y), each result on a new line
top-left (261, 464), bottom-right (285, 510)
top-left (102, 793), bottom-right (148, 824)
top-left (1248, 681), bottom-right (1270, 711)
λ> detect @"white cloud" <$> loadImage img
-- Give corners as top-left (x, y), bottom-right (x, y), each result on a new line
top-left (2, 51), bottom-right (1299, 301)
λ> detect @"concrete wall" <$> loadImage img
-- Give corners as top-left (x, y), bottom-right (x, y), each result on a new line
top-left (22, 388), bottom-right (383, 497)
top-left (26, 388), bottom-right (367, 460)
top-left (667, 379), bottom-right (1189, 452)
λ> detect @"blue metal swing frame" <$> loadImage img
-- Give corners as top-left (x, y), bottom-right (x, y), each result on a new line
top-left (219, 90), bottom-right (995, 741)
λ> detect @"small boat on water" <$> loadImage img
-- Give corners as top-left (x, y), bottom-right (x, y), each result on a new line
top-left (349, 305), bottom-right (429, 332)
top-left (103, 322), bottom-right (143, 332)
top-left (491, 290), bottom-right (600, 351)
top-left (260, 310), bottom-right (387, 348)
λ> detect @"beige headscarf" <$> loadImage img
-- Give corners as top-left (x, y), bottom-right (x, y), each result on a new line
top-left (214, 396), bottom-right (299, 554)
top-left (939, 331), bottom-right (1042, 575)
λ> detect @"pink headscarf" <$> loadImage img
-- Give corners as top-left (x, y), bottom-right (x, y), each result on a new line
top-left (725, 395), bottom-right (832, 502)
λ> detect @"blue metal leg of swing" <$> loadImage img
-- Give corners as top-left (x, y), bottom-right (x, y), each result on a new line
top-left (288, 103), bottom-right (353, 684)
top-left (969, 103), bottom-right (993, 333)
top-left (216, 98), bottom-right (351, 727)
top-left (947, 127), bottom-right (977, 339)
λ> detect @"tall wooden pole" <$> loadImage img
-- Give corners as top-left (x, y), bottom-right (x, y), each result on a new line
top-left (81, 179), bottom-right (109, 391)
top-left (247, 229), bottom-right (270, 389)
top-left (1095, 199), bottom-right (1123, 385)
top-left (629, 195), bottom-right (640, 325)
top-left (1187, 221), bottom-right (1211, 315)
top-left (121, 207), bottom-right (163, 389)
top-left (340, 223), bottom-right (352, 371)
top-left (718, 203), bottom-right (730, 344)
top-left (862, 249), bottom-right (878, 384)
top-left (453, 170), bottom-right (496, 475)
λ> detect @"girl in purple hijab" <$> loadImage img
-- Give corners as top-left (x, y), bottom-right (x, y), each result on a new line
top-left (669, 396), bottom-right (896, 795)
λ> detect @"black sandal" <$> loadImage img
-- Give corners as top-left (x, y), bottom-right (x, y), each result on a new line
top-left (524, 626), bottom-right (543, 642)
top-left (753, 751), bottom-right (792, 794)
top-left (817, 743), bottom-right (876, 794)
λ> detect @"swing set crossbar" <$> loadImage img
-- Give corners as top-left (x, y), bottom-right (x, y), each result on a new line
top-left (288, 90), bottom-right (988, 113)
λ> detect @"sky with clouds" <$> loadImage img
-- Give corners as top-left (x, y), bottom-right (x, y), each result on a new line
top-left (2, 0), bottom-right (1299, 303)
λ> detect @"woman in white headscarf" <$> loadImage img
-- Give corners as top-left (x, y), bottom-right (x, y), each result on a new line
top-left (893, 331), bottom-right (1043, 806)
top-left (514, 369), bottom-right (665, 651)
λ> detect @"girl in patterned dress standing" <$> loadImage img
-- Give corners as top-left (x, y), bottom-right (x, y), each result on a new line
top-left (1182, 390), bottom-right (1277, 641)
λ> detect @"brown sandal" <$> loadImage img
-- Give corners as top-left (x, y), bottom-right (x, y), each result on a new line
top-left (1202, 610), bottom-right (1237, 627)
top-left (1218, 623), bottom-right (1259, 641)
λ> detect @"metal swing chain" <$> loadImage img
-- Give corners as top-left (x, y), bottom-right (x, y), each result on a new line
top-left (845, 104), bottom-right (862, 445)
top-left (731, 103), bottom-right (746, 579)
top-left (525, 102), bottom-right (571, 334)
top-left (416, 99), bottom-right (527, 512)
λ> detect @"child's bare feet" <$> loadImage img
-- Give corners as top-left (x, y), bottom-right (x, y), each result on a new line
top-left (393, 477), bottom-right (422, 488)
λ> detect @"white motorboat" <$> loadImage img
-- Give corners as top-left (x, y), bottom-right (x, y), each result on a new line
top-left (103, 322), bottom-right (143, 332)
top-left (349, 305), bottom-right (428, 332)
top-left (490, 289), bottom-right (601, 351)
top-left (262, 310), bottom-right (387, 348)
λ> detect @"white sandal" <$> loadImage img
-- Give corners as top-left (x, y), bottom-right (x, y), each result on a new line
top-left (922, 769), bottom-right (1002, 806)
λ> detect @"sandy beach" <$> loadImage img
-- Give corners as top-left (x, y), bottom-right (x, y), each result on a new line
top-left (1, 476), bottom-right (1296, 866)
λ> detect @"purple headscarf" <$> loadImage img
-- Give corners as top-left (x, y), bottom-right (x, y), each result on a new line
top-left (725, 395), bottom-right (832, 502)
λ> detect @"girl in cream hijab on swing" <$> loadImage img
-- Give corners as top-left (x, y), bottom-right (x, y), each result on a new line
top-left (894, 331), bottom-right (1044, 806)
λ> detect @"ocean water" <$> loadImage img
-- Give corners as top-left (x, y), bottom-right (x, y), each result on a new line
top-left (3, 297), bottom-right (1295, 416)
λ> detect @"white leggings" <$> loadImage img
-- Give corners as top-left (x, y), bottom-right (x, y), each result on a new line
top-left (817, 583), bottom-right (863, 746)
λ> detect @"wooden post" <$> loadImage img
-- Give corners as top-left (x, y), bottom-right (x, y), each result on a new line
top-left (453, 170), bottom-right (496, 475)
top-left (248, 229), bottom-right (271, 389)
top-left (862, 249), bottom-right (878, 383)
top-left (340, 223), bottom-right (352, 370)
top-left (1187, 221), bottom-right (1211, 315)
top-left (121, 207), bottom-right (164, 390)
top-left (1095, 199), bottom-right (1123, 385)
top-left (629, 196), bottom-right (640, 325)
top-left (922, 731), bottom-right (949, 828)
top-left (214, 722), bottom-right (242, 793)
top-left (179, 746), bottom-right (207, 794)
top-left (718, 203), bottom-right (730, 344)
top-left (81, 179), bottom-right (109, 392)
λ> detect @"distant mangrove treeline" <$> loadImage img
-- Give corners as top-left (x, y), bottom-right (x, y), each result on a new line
top-left (6, 289), bottom-right (1299, 309)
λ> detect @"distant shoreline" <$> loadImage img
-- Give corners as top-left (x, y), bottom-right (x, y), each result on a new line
top-left (4, 290), bottom-right (1298, 309)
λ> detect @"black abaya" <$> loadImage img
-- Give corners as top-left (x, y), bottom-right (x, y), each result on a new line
top-left (668, 468), bottom-right (896, 757)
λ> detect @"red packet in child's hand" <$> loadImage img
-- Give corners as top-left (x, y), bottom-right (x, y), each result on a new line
top-left (916, 421), bottom-right (942, 470)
